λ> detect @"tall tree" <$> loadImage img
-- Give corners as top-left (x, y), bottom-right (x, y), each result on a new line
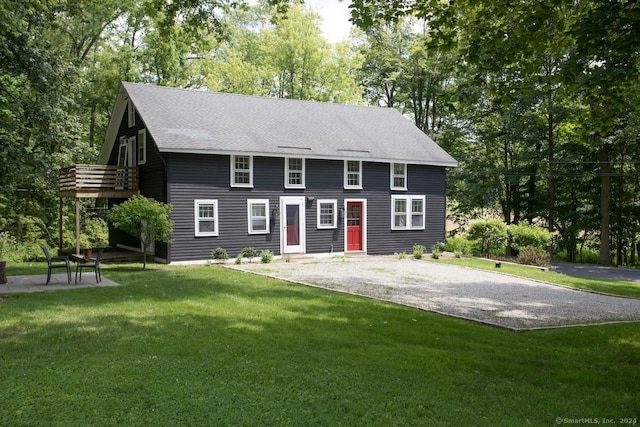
top-left (350, 0), bottom-right (640, 264)
top-left (203, 1), bottom-right (364, 102)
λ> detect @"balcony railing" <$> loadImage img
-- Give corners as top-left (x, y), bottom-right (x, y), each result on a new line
top-left (59, 164), bottom-right (139, 198)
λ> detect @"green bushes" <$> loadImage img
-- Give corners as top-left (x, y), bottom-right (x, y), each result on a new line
top-left (413, 244), bottom-right (425, 259)
top-left (260, 250), bottom-right (274, 264)
top-left (509, 223), bottom-right (552, 251)
top-left (211, 247), bottom-right (229, 263)
top-left (448, 220), bottom-right (552, 267)
top-left (0, 232), bottom-right (16, 261)
top-left (445, 236), bottom-right (473, 255)
top-left (467, 220), bottom-right (508, 255)
top-left (517, 246), bottom-right (550, 267)
top-left (214, 247), bottom-right (274, 264)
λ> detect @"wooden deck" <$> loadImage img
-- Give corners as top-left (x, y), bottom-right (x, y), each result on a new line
top-left (60, 248), bottom-right (147, 264)
top-left (59, 164), bottom-right (139, 198)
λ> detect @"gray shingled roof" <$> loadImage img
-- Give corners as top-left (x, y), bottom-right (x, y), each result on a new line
top-left (120, 82), bottom-right (457, 167)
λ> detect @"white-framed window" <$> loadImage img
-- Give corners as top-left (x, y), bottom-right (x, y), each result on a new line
top-left (247, 199), bottom-right (270, 234)
top-left (391, 195), bottom-right (425, 230)
top-left (117, 137), bottom-right (128, 167)
top-left (317, 199), bottom-right (337, 229)
top-left (137, 129), bottom-right (147, 165)
top-left (344, 160), bottom-right (362, 189)
top-left (285, 157), bottom-right (305, 188)
top-left (194, 200), bottom-right (219, 237)
top-left (390, 163), bottom-right (407, 190)
top-left (127, 99), bottom-right (135, 127)
top-left (231, 155), bottom-right (253, 187)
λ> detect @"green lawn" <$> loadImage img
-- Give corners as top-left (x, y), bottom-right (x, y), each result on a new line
top-left (1, 262), bottom-right (639, 426)
top-left (436, 257), bottom-right (640, 298)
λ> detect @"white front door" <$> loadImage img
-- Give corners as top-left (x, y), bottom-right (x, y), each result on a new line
top-left (280, 196), bottom-right (305, 254)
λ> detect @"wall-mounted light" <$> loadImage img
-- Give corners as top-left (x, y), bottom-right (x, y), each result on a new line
top-left (306, 196), bottom-right (315, 203)
top-left (338, 206), bottom-right (345, 219)
top-left (271, 204), bottom-right (279, 216)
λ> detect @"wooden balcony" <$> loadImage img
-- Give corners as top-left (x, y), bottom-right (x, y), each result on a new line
top-left (59, 164), bottom-right (139, 198)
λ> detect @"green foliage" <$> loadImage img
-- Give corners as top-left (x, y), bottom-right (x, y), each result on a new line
top-left (445, 236), bottom-right (473, 256)
top-left (83, 217), bottom-right (109, 247)
top-left (211, 247), bottom-right (229, 263)
top-left (467, 220), bottom-right (508, 255)
top-left (517, 246), bottom-right (550, 268)
top-left (204, 3), bottom-right (364, 103)
top-left (235, 253), bottom-right (243, 265)
top-left (13, 241), bottom-right (47, 262)
top-left (240, 247), bottom-right (258, 262)
top-left (413, 244), bottom-right (425, 260)
top-left (432, 241), bottom-right (446, 253)
top-left (108, 196), bottom-right (173, 269)
top-left (431, 249), bottom-right (441, 260)
top-left (398, 251), bottom-right (407, 260)
top-left (0, 232), bottom-right (16, 261)
top-left (509, 223), bottom-right (552, 251)
top-left (260, 249), bottom-right (274, 264)
top-left (554, 249), bottom-right (601, 265)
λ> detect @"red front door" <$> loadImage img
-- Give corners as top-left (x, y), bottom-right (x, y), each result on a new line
top-left (346, 202), bottom-right (363, 251)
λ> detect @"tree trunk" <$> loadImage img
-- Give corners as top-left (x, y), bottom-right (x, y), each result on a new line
top-left (598, 146), bottom-right (611, 265)
top-left (0, 261), bottom-right (6, 285)
top-left (547, 111), bottom-right (555, 233)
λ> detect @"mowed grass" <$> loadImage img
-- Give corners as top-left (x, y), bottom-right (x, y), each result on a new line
top-left (436, 257), bottom-right (640, 298)
top-left (1, 263), bottom-right (639, 426)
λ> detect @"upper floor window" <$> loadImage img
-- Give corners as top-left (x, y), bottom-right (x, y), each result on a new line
top-left (194, 200), bottom-right (218, 237)
top-left (231, 155), bottom-right (253, 187)
top-left (285, 157), bottom-right (305, 189)
top-left (127, 99), bottom-right (135, 127)
top-left (248, 199), bottom-right (270, 234)
top-left (317, 199), bottom-right (337, 229)
top-left (118, 136), bottom-right (136, 167)
top-left (137, 129), bottom-right (147, 165)
top-left (391, 195), bottom-right (425, 230)
top-left (390, 163), bottom-right (407, 190)
top-left (344, 160), bottom-right (362, 189)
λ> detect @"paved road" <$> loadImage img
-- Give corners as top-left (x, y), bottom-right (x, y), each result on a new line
top-left (552, 262), bottom-right (640, 283)
top-left (233, 257), bottom-right (640, 331)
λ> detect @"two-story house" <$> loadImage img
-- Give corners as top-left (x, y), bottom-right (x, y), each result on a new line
top-left (97, 83), bottom-right (457, 263)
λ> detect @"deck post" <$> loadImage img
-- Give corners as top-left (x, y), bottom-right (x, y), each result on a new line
top-left (59, 198), bottom-right (63, 250)
top-left (75, 199), bottom-right (80, 255)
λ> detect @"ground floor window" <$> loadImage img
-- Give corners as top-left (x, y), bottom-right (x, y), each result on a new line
top-left (391, 195), bottom-right (425, 230)
top-left (248, 199), bottom-right (270, 234)
top-left (195, 200), bottom-right (218, 236)
top-left (317, 199), bottom-right (337, 229)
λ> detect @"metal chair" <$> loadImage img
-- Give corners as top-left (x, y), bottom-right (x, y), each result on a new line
top-left (42, 247), bottom-right (71, 285)
top-left (75, 248), bottom-right (104, 284)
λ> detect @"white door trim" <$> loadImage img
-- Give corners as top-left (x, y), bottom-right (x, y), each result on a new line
top-left (280, 196), bottom-right (306, 254)
top-left (343, 198), bottom-right (367, 253)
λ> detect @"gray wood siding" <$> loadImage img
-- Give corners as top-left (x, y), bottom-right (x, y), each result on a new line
top-left (304, 159), bottom-right (344, 254)
top-left (363, 162), bottom-right (446, 255)
top-left (166, 154), bottom-right (447, 262)
top-left (167, 154), bottom-right (283, 262)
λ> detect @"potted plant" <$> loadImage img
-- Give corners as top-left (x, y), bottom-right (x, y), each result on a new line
top-left (79, 234), bottom-right (92, 258)
top-left (83, 217), bottom-right (109, 258)
top-left (0, 231), bottom-right (16, 285)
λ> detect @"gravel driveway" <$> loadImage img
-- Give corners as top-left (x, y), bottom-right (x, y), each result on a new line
top-left (230, 256), bottom-right (640, 331)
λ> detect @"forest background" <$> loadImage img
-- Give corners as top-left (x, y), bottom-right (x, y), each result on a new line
top-left (1, 0), bottom-right (638, 265)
